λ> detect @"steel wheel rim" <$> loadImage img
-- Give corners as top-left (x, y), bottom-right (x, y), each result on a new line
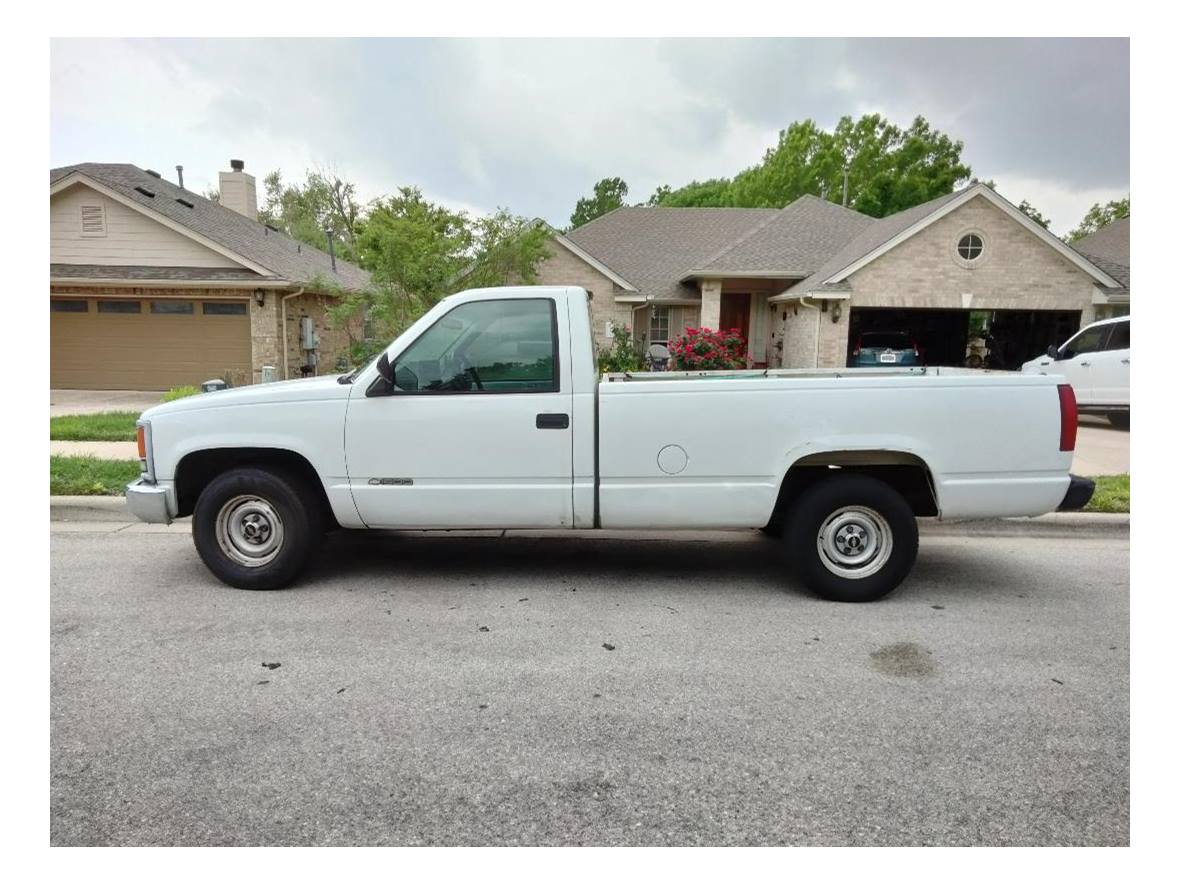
top-left (215, 495), bottom-right (285, 568)
top-left (816, 506), bottom-right (893, 579)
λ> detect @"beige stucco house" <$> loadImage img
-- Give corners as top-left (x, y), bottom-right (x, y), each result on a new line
top-left (535, 183), bottom-right (1128, 370)
top-left (50, 161), bottom-right (370, 390)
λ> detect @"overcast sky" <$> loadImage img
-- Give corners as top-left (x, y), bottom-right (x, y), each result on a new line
top-left (50, 38), bottom-right (1129, 236)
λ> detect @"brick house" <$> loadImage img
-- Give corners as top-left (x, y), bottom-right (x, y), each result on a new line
top-left (50, 161), bottom-right (370, 390)
top-left (534, 183), bottom-right (1128, 370)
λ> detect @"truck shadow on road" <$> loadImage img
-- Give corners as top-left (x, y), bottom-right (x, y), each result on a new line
top-left (287, 529), bottom-right (1037, 603)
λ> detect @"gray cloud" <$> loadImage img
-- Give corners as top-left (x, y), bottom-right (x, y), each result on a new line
top-left (51, 38), bottom-right (1128, 234)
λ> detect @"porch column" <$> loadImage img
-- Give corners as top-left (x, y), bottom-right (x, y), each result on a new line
top-left (699, 279), bottom-right (722, 329)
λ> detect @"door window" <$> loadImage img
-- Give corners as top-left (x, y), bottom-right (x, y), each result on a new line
top-left (1105, 320), bottom-right (1130, 350)
top-left (1059, 325), bottom-right (1111, 360)
top-left (390, 298), bottom-right (558, 394)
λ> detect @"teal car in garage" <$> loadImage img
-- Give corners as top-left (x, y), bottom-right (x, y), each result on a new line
top-left (850, 332), bottom-right (923, 367)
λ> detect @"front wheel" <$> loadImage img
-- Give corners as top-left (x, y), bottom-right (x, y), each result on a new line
top-left (784, 474), bottom-right (919, 602)
top-left (192, 466), bottom-right (323, 590)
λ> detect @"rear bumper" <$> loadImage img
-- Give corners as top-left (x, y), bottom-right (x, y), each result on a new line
top-left (125, 478), bottom-right (174, 524)
top-left (1057, 474), bottom-right (1096, 512)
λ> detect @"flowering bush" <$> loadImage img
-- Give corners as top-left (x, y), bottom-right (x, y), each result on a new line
top-left (669, 326), bottom-right (747, 370)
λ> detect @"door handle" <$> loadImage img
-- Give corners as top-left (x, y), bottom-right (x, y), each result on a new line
top-left (536, 413), bottom-right (570, 430)
top-left (1080, 361), bottom-right (1091, 367)
top-left (1121, 358), bottom-right (1130, 364)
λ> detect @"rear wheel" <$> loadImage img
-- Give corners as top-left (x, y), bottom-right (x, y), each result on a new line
top-left (1107, 410), bottom-right (1130, 430)
top-left (784, 474), bottom-right (918, 602)
top-left (192, 466), bottom-right (323, 590)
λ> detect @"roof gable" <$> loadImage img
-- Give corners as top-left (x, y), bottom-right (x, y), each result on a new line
top-left (49, 163), bottom-right (371, 291)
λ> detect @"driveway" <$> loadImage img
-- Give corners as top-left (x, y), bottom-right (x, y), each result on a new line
top-left (50, 389), bottom-right (163, 417)
top-left (1074, 415), bottom-right (1130, 476)
top-left (51, 521), bottom-right (1129, 846)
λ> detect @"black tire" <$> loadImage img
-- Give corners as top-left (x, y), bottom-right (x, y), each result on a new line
top-left (192, 466), bottom-right (324, 590)
top-left (1107, 411), bottom-right (1130, 430)
top-left (784, 474), bottom-right (918, 603)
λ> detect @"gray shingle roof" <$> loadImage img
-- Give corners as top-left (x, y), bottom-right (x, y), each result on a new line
top-left (565, 206), bottom-right (779, 301)
top-left (50, 163), bottom-right (371, 291)
top-left (1071, 217), bottom-right (1129, 289)
top-left (690, 195), bottom-right (876, 277)
top-left (50, 263), bottom-right (266, 282)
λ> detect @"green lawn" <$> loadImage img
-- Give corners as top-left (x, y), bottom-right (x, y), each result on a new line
top-left (49, 411), bottom-right (139, 442)
top-left (1084, 474), bottom-right (1130, 513)
top-left (50, 456), bottom-right (141, 496)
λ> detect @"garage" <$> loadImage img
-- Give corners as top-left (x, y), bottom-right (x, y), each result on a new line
top-left (51, 296), bottom-right (251, 390)
top-left (847, 308), bottom-right (1081, 370)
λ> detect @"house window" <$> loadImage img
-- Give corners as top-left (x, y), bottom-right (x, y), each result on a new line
top-left (80, 204), bottom-right (106, 237)
top-left (957, 233), bottom-right (984, 261)
top-left (97, 300), bottom-right (141, 314)
top-left (650, 306), bottom-right (670, 345)
top-left (203, 301), bottom-right (249, 316)
top-left (51, 300), bottom-right (88, 313)
top-left (150, 301), bottom-right (194, 315)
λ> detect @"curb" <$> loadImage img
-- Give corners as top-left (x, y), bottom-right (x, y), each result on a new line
top-left (50, 495), bottom-right (132, 522)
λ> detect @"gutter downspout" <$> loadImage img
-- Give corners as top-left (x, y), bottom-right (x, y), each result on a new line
top-left (280, 288), bottom-right (304, 380)
top-left (797, 295), bottom-right (822, 368)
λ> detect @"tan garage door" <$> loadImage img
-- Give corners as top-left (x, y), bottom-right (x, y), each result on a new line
top-left (51, 297), bottom-right (252, 390)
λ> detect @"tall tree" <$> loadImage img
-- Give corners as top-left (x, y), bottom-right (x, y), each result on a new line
top-left (259, 167), bottom-right (364, 260)
top-left (1068, 197), bottom-right (1130, 242)
top-left (569, 177), bottom-right (629, 229)
top-left (653, 114), bottom-right (971, 218)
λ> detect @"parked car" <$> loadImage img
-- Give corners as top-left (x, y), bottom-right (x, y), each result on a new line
top-left (1021, 315), bottom-right (1129, 428)
top-left (126, 286), bottom-right (1092, 603)
top-left (850, 331), bottom-right (922, 367)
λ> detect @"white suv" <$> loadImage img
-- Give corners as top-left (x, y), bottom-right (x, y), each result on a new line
top-left (1022, 315), bottom-right (1130, 428)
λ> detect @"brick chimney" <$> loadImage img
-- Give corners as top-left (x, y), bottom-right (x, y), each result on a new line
top-left (218, 159), bottom-right (258, 220)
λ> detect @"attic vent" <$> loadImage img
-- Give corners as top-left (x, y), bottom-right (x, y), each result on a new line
top-left (145, 169), bottom-right (162, 178)
top-left (134, 185), bottom-right (156, 198)
top-left (175, 197), bottom-right (194, 209)
top-left (80, 204), bottom-right (106, 237)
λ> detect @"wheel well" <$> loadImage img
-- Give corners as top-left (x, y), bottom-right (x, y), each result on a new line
top-left (769, 451), bottom-right (939, 525)
top-left (173, 447), bottom-right (337, 527)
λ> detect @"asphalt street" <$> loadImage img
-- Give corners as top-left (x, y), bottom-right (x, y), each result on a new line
top-left (50, 521), bottom-right (1129, 846)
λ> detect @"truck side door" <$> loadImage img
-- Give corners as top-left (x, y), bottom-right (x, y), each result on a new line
top-left (1054, 323), bottom-right (1112, 404)
top-left (345, 295), bottom-right (574, 528)
top-left (1090, 318), bottom-right (1130, 406)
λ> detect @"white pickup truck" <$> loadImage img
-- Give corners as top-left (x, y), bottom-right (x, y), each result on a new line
top-left (127, 285), bottom-right (1093, 602)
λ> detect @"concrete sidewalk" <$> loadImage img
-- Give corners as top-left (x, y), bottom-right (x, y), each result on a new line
top-left (50, 389), bottom-right (162, 417)
top-left (1073, 416), bottom-right (1130, 476)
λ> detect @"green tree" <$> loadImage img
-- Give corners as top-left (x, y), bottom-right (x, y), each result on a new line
top-left (259, 168), bottom-right (364, 261)
top-left (1016, 199), bottom-right (1051, 230)
top-left (1068, 197), bottom-right (1130, 242)
top-left (569, 177), bottom-right (629, 229)
top-left (655, 114), bottom-right (971, 218)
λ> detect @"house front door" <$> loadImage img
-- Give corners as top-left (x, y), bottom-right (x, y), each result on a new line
top-left (719, 293), bottom-right (751, 339)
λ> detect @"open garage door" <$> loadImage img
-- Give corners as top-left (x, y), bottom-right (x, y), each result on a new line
top-left (51, 296), bottom-right (251, 390)
top-left (848, 308), bottom-right (1081, 370)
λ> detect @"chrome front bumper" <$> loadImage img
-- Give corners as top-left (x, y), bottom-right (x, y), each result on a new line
top-left (125, 478), bottom-right (174, 524)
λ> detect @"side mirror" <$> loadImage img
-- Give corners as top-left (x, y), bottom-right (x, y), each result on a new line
top-left (1047, 344), bottom-right (1059, 359)
top-left (376, 351), bottom-right (394, 382)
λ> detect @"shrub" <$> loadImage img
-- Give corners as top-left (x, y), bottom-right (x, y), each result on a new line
top-left (597, 323), bottom-right (645, 374)
top-left (669, 327), bottom-right (747, 371)
top-left (162, 385), bottom-right (201, 403)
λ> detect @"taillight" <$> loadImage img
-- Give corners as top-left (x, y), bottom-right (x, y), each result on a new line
top-left (1057, 384), bottom-right (1078, 452)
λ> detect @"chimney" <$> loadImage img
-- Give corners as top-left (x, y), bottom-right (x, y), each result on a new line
top-left (325, 228), bottom-right (337, 272)
top-left (218, 158), bottom-right (258, 220)
top-left (175, 165), bottom-right (185, 189)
